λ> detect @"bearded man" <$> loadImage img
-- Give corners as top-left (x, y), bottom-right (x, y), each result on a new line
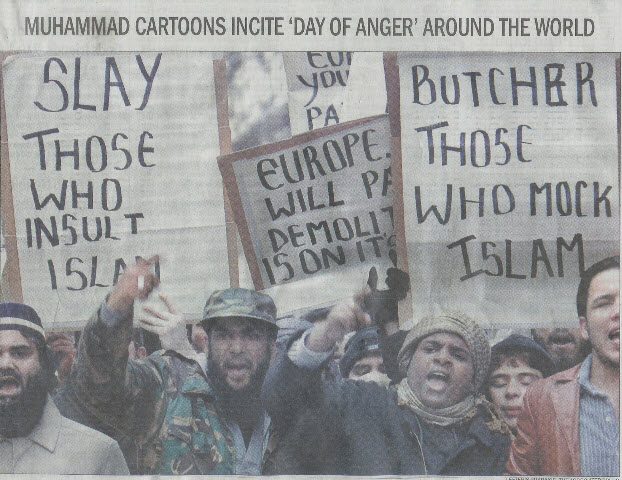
top-left (532, 327), bottom-right (590, 373)
top-left (69, 257), bottom-right (279, 475)
top-left (0, 302), bottom-right (128, 474)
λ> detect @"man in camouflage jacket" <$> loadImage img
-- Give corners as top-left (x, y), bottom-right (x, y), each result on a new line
top-left (69, 257), bottom-right (279, 475)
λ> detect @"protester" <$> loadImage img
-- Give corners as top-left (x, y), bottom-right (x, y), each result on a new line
top-left (55, 327), bottom-right (151, 474)
top-left (487, 334), bottom-right (554, 431)
top-left (532, 327), bottom-right (590, 373)
top-left (507, 256), bottom-right (620, 476)
top-left (68, 257), bottom-right (280, 475)
top-left (265, 325), bottom-right (391, 474)
top-left (0, 302), bottom-right (128, 474)
top-left (46, 332), bottom-right (76, 389)
top-left (340, 326), bottom-right (390, 387)
top-left (263, 287), bottom-right (511, 475)
top-left (191, 323), bottom-right (209, 353)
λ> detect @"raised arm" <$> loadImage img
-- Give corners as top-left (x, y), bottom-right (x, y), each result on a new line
top-left (262, 286), bottom-right (372, 429)
top-left (70, 256), bottom-right (164, 441)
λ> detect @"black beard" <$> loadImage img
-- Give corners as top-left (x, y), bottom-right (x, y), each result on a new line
top-left (549, 339), bottom-right (591, 373)
top-left (0, 368), bottom-right (49, 438)
top-left (553, 351), bottom-right (584, 372)
top-left (207, 353), bottom-right (270, 431)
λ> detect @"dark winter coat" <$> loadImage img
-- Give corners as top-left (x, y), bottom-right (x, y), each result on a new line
top-left (262, 347), bottom-right (510, 476)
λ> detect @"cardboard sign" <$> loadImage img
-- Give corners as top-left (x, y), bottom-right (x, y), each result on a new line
top-left (1, 52), bottom-right (230, 329)
top-left (390, 52), bottom-right (620, 328)
top-left (284, 51), bottom-right (388, 135)
top-left (219, 115), bottom-right (394, 313)
top-left (284, 51), bottom-right (353, 134)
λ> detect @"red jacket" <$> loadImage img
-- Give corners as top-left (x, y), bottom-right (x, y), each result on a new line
top-left (506, 364), bottom-right (581, 476)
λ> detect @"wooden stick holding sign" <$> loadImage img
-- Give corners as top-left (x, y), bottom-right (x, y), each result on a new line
top-left (213, 57), bottom-right (239, 288)
top-left (0, 51), bottom-right (24, 303)
top-left (383, 52), bottom-right (412, 325)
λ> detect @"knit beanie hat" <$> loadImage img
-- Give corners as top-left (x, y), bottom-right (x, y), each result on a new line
top-left (340, 326), bottom-right (382, 377)
top-left (0, 302), bottom-right (46, 344)
top-left (398, 310), bottom-right (490, 391)
top-left (491, 334), bottom-right (554, 378)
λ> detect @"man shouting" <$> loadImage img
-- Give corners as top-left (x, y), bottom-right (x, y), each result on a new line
top-left (263, 287), bottom-right (510, 475)
top-left (69, 257), bottom-right (280, 475)
top-left (0, 302), bottom-right (128, 474)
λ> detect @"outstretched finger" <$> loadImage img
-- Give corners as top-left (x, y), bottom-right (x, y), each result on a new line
top-left (138, 316), bottom-right (168, 331)
top-left (353, 284), bottom-right (372, 306)
top-left (137, 255), bottom-right (160, 267)
top-left (158, 293), bottom-right (178, 315)
top-left (143, 305), bottom-right (167, 320)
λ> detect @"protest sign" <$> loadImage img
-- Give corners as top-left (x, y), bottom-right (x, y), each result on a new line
top-left (219, 115), bottom-right (395, 313)
top-left (284, 51), bottom-right (387, 134)
top-left (1, 52), bottom-right (231, 329)
top-left (284, 51), bottom-right (353, 134)
top-left (389, 52), bottom-right (620, 328)
top-left (341, 52), bottom-right (388, 124)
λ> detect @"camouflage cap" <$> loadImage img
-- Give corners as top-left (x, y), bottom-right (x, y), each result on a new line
top-left (202, 288), bottom-right (277, 328)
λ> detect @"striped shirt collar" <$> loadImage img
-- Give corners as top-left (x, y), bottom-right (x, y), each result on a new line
top-left (577, 354), bottom-right (608, 398)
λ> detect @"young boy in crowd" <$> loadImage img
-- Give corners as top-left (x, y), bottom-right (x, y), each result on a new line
top-left (487, 334), bottom-right (553, 431)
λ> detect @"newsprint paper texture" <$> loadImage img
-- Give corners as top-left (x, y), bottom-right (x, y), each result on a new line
top-left (395, 52), bottom-right (619, 329)
top-left (2, 52), bottom-right (230, 330)
top-left (0, 0), bottom-right (620, 478)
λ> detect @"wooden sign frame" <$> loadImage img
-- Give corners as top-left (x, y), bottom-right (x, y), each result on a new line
top-left (218, 113), bottom-right (388, 291)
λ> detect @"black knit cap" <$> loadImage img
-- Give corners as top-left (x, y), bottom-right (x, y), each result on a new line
top-left (491, 334), bottom-right (554, 378)
top-left (340, 326), bottom-right (382, 377)
top-left (0, 302), bottom-right (46, 344)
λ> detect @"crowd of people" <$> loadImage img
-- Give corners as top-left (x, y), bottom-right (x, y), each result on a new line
top-left (0, 255), bottom-right (619, 476)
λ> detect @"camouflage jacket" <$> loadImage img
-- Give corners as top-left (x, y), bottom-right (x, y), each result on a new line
top-left (70, 306), bottom-right (278, 475)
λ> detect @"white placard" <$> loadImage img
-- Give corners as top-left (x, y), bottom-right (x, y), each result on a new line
top-left (397, 52), bottom-right (619, 328)
top-left (284, 51), bottom-right (353, 134)
top-left (284, 52), bottom-right (387, 135)
top-left (3, 52), bottom-right (230, 329)
top-left (220, 115), bottom-right (394, 313)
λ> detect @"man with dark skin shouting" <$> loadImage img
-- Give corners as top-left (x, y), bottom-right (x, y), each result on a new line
top-left (263, 285), bottom-right (510, 475)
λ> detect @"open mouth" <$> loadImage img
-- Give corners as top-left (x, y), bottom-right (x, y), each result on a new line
top-left (0, 376), bottom-right (22, 396)
top-left (608, 329), bottom-right (620, 343)
top-left (548, 333), bottom-right (575, 346)
top-left (426, 371), bottom-right (449, 390)
top-left (224, 361), bottom-right (251, 372)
